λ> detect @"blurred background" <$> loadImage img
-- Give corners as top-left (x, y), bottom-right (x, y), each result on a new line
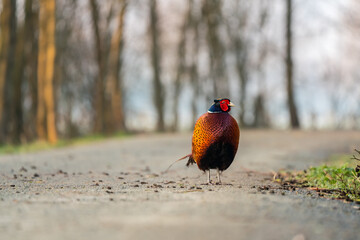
top-left (0, 0), bottom-right (359, 145)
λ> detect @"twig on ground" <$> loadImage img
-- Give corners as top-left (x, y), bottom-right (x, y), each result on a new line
top-left (351, 149), bottom-right (360, 162)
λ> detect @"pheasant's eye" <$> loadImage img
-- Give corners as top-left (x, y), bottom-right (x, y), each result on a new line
top-left (221, 100), bottom-right (229, 105)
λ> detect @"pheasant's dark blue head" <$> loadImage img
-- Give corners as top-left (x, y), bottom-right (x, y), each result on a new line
top-left (208, 98), bottom-right (235, 113)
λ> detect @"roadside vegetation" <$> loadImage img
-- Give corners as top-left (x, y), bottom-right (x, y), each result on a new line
top-left (276, 149), bottom-right (360, 202)
top-left (0, 132), bottom-right (129, 155)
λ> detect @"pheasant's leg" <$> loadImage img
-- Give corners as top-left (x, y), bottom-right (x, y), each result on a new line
top-left (217, 169), bottom-right (222, 184)
top-left (207, 170), bottom-right (211, 184)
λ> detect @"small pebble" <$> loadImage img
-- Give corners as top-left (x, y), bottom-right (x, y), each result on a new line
top-left (292, 234), bottom-right (305, 240)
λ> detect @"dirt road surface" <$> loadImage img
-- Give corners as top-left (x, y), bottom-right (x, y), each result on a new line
top-left (0, 130), bottom-right (359, 240)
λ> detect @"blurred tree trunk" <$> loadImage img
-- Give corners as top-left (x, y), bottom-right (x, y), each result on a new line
top-left (253, 1), bottom-right (271, 128)
top-left (172, 0), bottom-right (192, 131)
top-left (189, 0), bottom-right (200, 127)
top-left (106, 1), bottom-right (127, 133)
top-left (202, 0), bottom-right (228, 98)
top-left (11, 0), bottom-right (37, 144)
top-left (0, 0), bottom-right (17, 143)
top-left (149, 0), bottom-right (165, 132)
top-left (0, 0), bottom-right (11, 143)
top-left (11, 16), bottom-right (27, 144)
top-left (235, 37), bottom-right (248, 127)
top-left (37, 0), bottom-right (46, 140)
top-left (225, 4), bottom-right (249, 127)
top-left (37, 0), bottom-right (57, 143)
top-left (253, 94), bottom-right (269, 128)
top-left (285, 0), bottom-right (300, 128)
top-left (25, 0), bottom-right (39, 141)
top-left (90, 0), bottom-right (105, 133)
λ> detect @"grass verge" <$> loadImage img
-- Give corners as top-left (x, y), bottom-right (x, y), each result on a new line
top-left (0, 132), bottom-right (130, 155)
top-left (275, 149), bottom-right (360, 202)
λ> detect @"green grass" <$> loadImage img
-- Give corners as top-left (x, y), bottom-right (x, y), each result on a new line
top-left (0, 132), bottom-right (130, 155)
top-left (276, 151), bottom-right (360, 202)
top-left (302, 164), bottom-right (360, 201)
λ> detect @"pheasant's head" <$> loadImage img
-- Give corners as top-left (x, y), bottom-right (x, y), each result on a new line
top-left (208, 98), bottom-right (235, 113)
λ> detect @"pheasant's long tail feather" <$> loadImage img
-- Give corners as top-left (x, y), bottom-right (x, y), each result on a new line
top-left (162, 154), bottom-right (193, 174)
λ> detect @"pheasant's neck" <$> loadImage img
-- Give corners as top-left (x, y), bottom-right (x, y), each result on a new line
top-left (207, 111), bottom-right (228, 114)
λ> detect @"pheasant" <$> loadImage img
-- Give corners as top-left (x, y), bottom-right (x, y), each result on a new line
top-left (184, 98), bottom-right (240, 184)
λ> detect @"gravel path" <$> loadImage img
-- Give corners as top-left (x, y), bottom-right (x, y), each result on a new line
top-left (0, 130), bottom-right (359, 240)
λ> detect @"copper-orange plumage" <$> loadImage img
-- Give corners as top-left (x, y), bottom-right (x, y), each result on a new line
top-left (185, 98), bottom-right (240, 184)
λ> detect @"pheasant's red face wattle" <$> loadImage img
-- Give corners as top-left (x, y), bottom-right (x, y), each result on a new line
top-left (220, 99), bottom-right (230, 112)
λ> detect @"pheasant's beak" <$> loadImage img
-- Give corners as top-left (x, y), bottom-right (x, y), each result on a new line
top-left (228, 102), bottom-right (235, 107)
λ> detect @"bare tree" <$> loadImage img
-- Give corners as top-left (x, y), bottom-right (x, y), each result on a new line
top-left (90, 0), bottom-right (106, 133)
top-left (253, 0), bottom-right (271, 128)
top-left (90, 0), bottom-right (128, 134)
top-left (11, 0), bottom-right (28, 144)
top-left (285, 0), bottom-right (300, 128)
top-left (225, 1), bottom-right (250, 127)
top-left (0, 0), bottom-right (17, 143)
top-left (172, 0), bottom-right (193, 131)
top-left (149, 0), bottom-right (165, 132)
top-left (0, 0), bottom-right (13, 143)
top-left (189, 0), bottom-right (200, 126)
top-left (37, 0), bottom-right (57, 143)
top-left (105, 0), bottom-right (127, 132)
top-left (24, 0), bottom-right (39, 141)
top-left (202, 0), bottom-right (229, 98)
